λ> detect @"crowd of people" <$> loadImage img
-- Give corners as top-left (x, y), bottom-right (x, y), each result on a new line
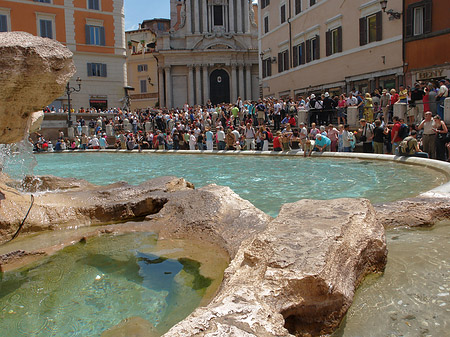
top-left (34, 80), bottom-right (449, 161)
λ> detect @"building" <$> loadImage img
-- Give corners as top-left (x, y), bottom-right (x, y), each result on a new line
top-left (258, 0), bottom-right (404, 98)
top-left (403, 0), bottom-right (450, 86)
top-left (125, 19), bottom-right (170, 110)
top-left (154, 0), bottom-right (260, 109)
top-left (0, 0), bottom-right (126, 111)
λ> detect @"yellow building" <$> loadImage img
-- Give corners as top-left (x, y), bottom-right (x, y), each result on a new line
top-left (126, 19), bottom-right (170, 110)
top-left (0, 0), bottom-right (126, 111)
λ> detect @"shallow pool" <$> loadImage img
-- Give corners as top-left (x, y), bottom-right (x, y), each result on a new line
top-left (334, 221), bottom-right (450, 336)
top-left (33, 152), bottom-right (446, 217)
top-left (0, 232), bottom-right (227, 336)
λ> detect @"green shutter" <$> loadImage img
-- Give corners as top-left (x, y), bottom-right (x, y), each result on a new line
top-left (424, 0), bottom-right (432, 34)
top-left (375, 11), bottom-right (383, 41)
top-left (85, 25), bottom-right (91, 44)
top-left (326, 30), bottom-right (331, 56)
top-left (359, 17), bottom-right (367, 46)
top-left (100, 27), bottom-right (105, 46)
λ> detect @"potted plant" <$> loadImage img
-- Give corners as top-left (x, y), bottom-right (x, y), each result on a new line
top-left (127, 41), bottom-right (132, 49)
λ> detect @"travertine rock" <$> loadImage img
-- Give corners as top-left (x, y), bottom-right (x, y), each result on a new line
top-left (164, 198), bottom-right (387, 337)
top-left (0, 176), bottom-right (192, 243)
top-left (0, 32), bottom-right (75, 144)
top-left (29, 111), bottom-right (45, 134)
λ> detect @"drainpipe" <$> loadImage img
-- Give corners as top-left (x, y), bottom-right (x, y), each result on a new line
top-left (288, 0), bottom-right (292, 69)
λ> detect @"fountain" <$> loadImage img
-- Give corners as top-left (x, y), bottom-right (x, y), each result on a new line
top-left (0, 31), bottom-right (448, 337)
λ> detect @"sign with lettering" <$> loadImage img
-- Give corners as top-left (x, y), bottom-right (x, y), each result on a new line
top-left (417, 69), bottom-right (444, 80)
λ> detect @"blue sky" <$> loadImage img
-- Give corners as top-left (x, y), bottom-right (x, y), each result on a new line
top-left (124, 0), bottom-right (258, 31)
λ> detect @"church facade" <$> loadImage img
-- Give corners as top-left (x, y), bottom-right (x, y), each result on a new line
top-left (155, 0), bottom-right (259, 109)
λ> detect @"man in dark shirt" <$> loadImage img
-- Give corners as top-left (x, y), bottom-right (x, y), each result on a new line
top-left (322, 92), bottom-right (336, 125)
top-left (410, 83), bottom-right (425, 125)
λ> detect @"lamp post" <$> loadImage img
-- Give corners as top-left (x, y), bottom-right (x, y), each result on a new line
top-left (379, 0), bottom-right (402, 20)
top-left (66, 77), bottom-right (82, 127)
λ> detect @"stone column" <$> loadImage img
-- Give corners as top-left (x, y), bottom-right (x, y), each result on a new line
top-left (229, 0), bottom-right (235, 33)
top-left (158, 67), bottom-right (165, 107)
top-left (245, 64), bottom-right (252, 100)
top-left (165, 66), bottom-right (172, 108)
top-left (202, 0), bottom-right (208, 33)
top-left (444, 97), bottom-right (450, 124)
top-left (194, 0), bottom-right (200, 34)
top-left (347, 106), bottom-right (359, 127)
top-left (243, 0), bottom-right (249, 33)
top-left (188, 65), bottom-right (195, 106)
top-left (186, 0), bottom-right (192, 34)
top-left (238, 64), bottom-right (245, 99)
top-left (393, 102), bottom-right (407, 119)
top-left (203, 64), bottom-right (210, 104)
top-left (237, 0), bottom-right (242, 33)
top-left (195, 64), bottom-right (202, 105)
top-left (231, 63), bottom-right (237, 103)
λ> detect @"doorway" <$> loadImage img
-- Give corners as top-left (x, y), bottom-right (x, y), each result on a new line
top-left (210, 69), bottom-right (230, 105)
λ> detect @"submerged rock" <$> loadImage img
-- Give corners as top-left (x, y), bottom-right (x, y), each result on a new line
top-left (164, 198), bottom-right (387, 336)
top-left (0, 32), bottom-right (75, 144)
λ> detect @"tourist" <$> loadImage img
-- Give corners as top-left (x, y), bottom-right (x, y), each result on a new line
top-left (291, 130), bottom-right (301, 150)
top-left (273, 131), bottom-right (282, 151)
top-left (436, 79), bottom-right (448, 120)
top-left (327, 124), bottom-right (339, 152)
top-left (342, 124), bottom-right (354, 152)
top-left (398, 130), bottom-right (428, 158)
top-left (409, 83), bottom-right (425, 124)
top-left (205, 128), bottom-right (214, 150)
top-left (364, 93), bottom-right (374, 122)
top-left (417, 112), bottom-right (436, 159)
top-left (244, 123), bottom-right (256, 150)
top-left (433, 115), bottom-right (448, 161)
top-left (380, 89), bottom-right (391, 123)
top-left (260, 125), bottom-right (269, 151)
top-left (390, 116), bottom-right (403, 155)
top-left (337, 94), bottom-right (347, 125)
top-left (372, 120), bottom-right (385, 154)
top-left (314, 134), bottom-right (331, 152)
top-left (217, 126), bottom-right (226, 150)
top-left (225, 129), bottom-right (236, 150)
top-left (189, 131), bottom-right (196, 150)
top-left (358, 119), bottom-right (374, 153)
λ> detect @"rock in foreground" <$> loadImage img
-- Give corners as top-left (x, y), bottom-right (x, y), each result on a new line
top-left (164, 198), bottom-right (387, 336)
top-left (0, 32), bottom-right (75, 144)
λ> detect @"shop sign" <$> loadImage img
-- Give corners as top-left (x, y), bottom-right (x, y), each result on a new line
top-left (416, 69), bottom-right (445, 80)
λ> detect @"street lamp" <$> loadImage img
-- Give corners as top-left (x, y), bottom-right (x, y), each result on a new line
top-left (66, 77), bottom-right (82, 127)
top-left (379, 0), bottom-right (402, 20)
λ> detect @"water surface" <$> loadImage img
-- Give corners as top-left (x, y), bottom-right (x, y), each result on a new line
top-left (34, 153), bottom-right (446, 217)
top-left (0, 232), bottom-right (228, 336)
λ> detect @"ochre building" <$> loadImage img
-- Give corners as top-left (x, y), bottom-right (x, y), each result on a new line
top-left (258, 0), bottom-right (404, 98)
top-left (0, 0), bottom-right (126, 111)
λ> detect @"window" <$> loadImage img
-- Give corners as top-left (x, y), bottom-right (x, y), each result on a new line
top-left (326, 27), bottom-right (342, 56)
top-left (261, 0), bottom-right (270, 9)
top-left (262, 58), bottom-right (272, 78)
top-left (264, 16), bottom-right (269, 34)
top-left (292, 42), bottom-right (305, 67)
top-left (280, 4), bottom-right (286, 24)
top-left (157, 22), bottom-right (165, 31)
top-left (34, 0), bottom-right (51, 3)
top-left (39, 19), bottom-right (53, 38)
top-left (0, 14), bottom-right (7, 32)
top-left (310, 0), bottom-right (316, 6)
top-left (306, 36), bottom-right (320, 63)
top-left (295, 0), bottom-right (302, 15)
top-left (406, 0), bottom-right (432, 38)
top-left (85, 25), bottom-right (105, 46)
top-left (213, 5), bottom-right (223, 26)
top-left (359, 11), bottom-right (382, 46)
top-left (87, 63), bottom-right (107, 77)
top-left (140, 79), bottom-right (147, 93)
top-left (88, 0), bottom-right (100, 10)
top-left (277, 50), bottom-right (289, 73)
top-left (137, 64), bottom-right (148, 72)
top-left (413, 7), bottom-right (424, 36)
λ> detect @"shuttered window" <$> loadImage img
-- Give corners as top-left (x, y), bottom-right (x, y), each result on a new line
top-left (280, 4), bottom-right (286, 24)
top-left (262, 58), bottom-right (272, 78)
top-left (264, 16), bottom-right (269, 34)
top-left (406, 0), bottom-right (432, 38)
top-left (140, 80), bottom-right (147, 93)
top-left (359, 11), bottom-right (382, 46)
top-left (0, 15), bottom-right (7, 32)
top-left (261, 0), bottom-right (270, 9)
top-left (278, 50), bottom-right (289, 73)
top-left (306, 36), bottom-right (320, 63)
top-left (85, 25), bottom-right (105, 46)
top-left (292, 43), bottom-right (305, 67)
top-left (326, 27), bottom-right (342, 56)
top-left (87, 63), bottom-right (107, 77)
top-left (295, 0), bottom-right (302, 15)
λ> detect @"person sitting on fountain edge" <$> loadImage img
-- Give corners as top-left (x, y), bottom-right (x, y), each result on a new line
top-left (398, 130), bottom-right (429, 158)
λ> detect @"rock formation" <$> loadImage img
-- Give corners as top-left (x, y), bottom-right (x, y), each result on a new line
top-left (0, 32), bottom-right (75, 144)
top-left (163, 198), bottom-right (387, 336)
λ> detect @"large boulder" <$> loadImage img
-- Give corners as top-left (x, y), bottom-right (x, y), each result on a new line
top-left (0, 176), bottom-right (192, 243)
top-left (0, 32), bottom-right (75, 144)
top-left (164, 198), bottom-right (387, 336)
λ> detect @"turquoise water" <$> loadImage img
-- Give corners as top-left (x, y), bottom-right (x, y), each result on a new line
top-left (0, 233), bottom-right (216, 336)
top-left (34, 153), bottom-right (445, 217)
top-left (334, 221), bottom-right (450, 336)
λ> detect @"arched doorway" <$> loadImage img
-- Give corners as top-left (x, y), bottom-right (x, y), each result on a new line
top-left (210, 69), bottom-right (230, 105)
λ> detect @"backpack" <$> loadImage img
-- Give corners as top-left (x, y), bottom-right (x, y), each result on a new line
top-left (398, 123), bottom-right (409, 139)
top-left (399, 136), bottom-right (414, 155)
